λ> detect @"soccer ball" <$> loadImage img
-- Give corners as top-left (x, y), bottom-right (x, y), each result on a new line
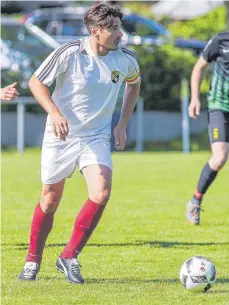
top-left (179, 256), bottom-right (216, 292)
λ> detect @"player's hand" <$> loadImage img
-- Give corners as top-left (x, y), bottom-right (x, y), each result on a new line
top-left (113, 125), bottom-right (127, 151)
top-left (0, 82), bottom-right (19, 101)
top-left (188, 99), bottom-right (201, 119)
top-left (50, 110), bottom-right (69, 141)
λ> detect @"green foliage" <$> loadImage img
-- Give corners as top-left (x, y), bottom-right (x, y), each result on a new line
top-left (133, 44), bottom-right (196, 110)
top-left (124, 3), bottom-right (227, 111)
top-left (168, 7), bottom-right (227, 39)
top-left (122, 1), bottom-right (154, 18)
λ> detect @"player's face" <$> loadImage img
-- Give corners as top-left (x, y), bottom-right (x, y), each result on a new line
top-left (98, 17), bottom-right (123, 50)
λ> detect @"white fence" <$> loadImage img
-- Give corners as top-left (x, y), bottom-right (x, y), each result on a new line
top-left (1, 94), bottom-right (208, 154)
top-left (1, 97), bottom-right (145, 153)
top-left (2, 97), bottom-right (39, 154)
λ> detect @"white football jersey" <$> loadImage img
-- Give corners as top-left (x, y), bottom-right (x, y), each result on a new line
top-left (34, 37), bottom-right (140, 137)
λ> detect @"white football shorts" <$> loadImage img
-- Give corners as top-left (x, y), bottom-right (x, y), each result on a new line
top-left (41, 125), bottom-right (112, 184)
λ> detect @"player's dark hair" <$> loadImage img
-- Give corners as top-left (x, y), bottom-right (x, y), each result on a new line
top-left (84, 4), bottom-right (123, 34)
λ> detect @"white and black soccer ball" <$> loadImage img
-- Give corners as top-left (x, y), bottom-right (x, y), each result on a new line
top-left (180, 256), bottom-right (216, 292)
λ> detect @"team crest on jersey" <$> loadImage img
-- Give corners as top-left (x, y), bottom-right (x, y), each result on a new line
top-left (111, 70), bottom-right (119, 83)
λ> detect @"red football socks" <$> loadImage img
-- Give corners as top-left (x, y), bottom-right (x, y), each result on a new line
top-left (194, 188), bottom-right (203, 200)
top-left (61, 199), bottom-right (105, 259)
top-left (26, 203), bottom-right (54, 264)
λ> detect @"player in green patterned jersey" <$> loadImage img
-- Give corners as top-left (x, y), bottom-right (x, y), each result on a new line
top-left (186, 31), bottom-right (229, 225)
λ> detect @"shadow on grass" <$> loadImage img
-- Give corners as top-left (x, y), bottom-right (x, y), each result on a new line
top-left (39, 277), bottom-right (180, 284)
top-left (86, 278), bottom-right (229, 286)
top-left (37, 277), bottom-right (229, 289)
top-left (5, 240), bottom-right (229, 251)
top-left (216, 278), bottom-right (229, 283)
top-left (86, 278), bottom-right (180, 284)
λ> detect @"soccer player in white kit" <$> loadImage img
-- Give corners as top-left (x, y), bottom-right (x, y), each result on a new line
top-left (18, 4), bottom-right (141, 284)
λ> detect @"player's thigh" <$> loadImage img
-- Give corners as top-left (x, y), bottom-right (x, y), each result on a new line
top-left (78, 138), bottom-right (113, 203)
top-left (82, 164), bottom-right (112, 204)
top-left (41, 127), bottom-right (81, 185)
top-left (208, 109), bottom-right (229, 144)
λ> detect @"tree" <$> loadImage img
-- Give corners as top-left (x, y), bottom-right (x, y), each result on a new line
top-left (224, 0), bottom-right (229, 27)
top-left (124, 3), bottom-right (227, 111)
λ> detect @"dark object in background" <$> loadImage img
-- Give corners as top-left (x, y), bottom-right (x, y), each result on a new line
top-left (22, 7), bottom-right (206, 53)
top-left (1, 17), bottom-right (58, 97)
top-left (1, 1), bottom-right (72, 14)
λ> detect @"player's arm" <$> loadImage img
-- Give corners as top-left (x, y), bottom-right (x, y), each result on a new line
top-left (114, 80), bottom-right (141, 150)
top-left (189, 35), bottom-right (219, 119)
top-left (118, 81), bottom-right (141, 128)
top-left (114, 50), bottom-right (141, 150)
top-left (28, 75), bottom-right (68, 140)
top-left (189, 57), bottom-right (208, 119)
top-left (29, 45), bottom-right (73, 141)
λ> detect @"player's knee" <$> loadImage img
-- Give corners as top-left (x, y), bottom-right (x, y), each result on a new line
top-left (43, 204), bottom-right (58, 213)
top-left (92, 189), bottom-right (111, 205)
top-left (211, 153), bottom-right (228, 171)
top-left (40, 200), bottom-right (58, 213)
top-left (40, 192), bottom-right (61, 213)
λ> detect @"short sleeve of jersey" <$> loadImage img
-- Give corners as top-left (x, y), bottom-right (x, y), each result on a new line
top-left (122, 48), bottom-right (141, 84)
top-left (34, 42), bottom-right (80, 86)
top-left (201, 35), bottom-right (219, 63)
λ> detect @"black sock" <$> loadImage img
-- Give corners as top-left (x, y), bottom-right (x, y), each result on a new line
top-left (192, 196), bottom-right (202, 205)
top-left (195, 162), bottom-right (218, 196)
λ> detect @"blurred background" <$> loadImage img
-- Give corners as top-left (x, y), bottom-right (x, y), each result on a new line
top-left (1, 0), bottom-right (228, 153)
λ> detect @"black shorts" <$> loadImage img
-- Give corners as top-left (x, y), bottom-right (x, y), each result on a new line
top-left (208, 109), bottom-right (229, 144)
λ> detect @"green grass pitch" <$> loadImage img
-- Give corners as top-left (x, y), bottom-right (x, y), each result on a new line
top-left (2, 150), bottom-right (229, 305)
